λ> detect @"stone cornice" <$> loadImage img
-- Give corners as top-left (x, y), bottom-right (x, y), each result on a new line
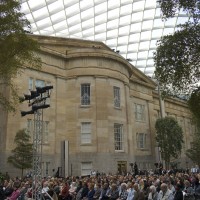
top-left (130, 77), bottom-right (156, 89)
top-left (40, 46), bottom-right (133, 77)
top-left (29, 34), bottom-right (111, 50)
top-left (152, 90), bottom-right (189, 108)
top-left (34, 35), bottom-right (157, 90)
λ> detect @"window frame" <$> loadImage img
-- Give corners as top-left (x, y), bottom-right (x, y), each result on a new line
top-left (81, 83), bottom-right (91, 106)
top-left (35, 79), bottom-right (45, 88)
top-left (113, 86), bottom-right (121, 108)
top-left (81, 162), bottom-right (92, 176)
top-left (136, 132), bottom-right (147, 149)
top-left (135, 103), bottom-right (145, 121)
top-left (114, 123), bottom-right (124, 151)
top-left (28, 78), bottom-right (34, 90)
top-left (81, 122), bottom-right (92, 144)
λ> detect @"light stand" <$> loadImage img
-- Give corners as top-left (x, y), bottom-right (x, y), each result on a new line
top-left (21, 85), bottom-right (53, 200)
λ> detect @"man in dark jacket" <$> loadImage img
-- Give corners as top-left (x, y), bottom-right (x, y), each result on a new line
top-left (99, 183), bottom-right (110, 200)
top-left (174, 184), bottom-right (183, 200)
top-left (3, 180), bottom-right (13, 199)
top-left (0, 183), bottom-right (5, 200)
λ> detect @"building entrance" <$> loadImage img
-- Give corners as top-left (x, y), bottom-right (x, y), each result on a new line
top-left (117, 161), bottom-right (127, 175)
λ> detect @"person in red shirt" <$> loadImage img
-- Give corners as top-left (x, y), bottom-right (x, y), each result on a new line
top-left (59, 181), bottom-right (70, 200)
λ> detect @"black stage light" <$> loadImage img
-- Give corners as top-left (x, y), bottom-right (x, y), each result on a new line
top-left (32, 104), bottom-right (50, 111)
top-left (24, 91), bottom-right (40, 101)
top-left (21, 110), bottom-right (34, 117)
top-left (36, 86), bottom-right (53, 94)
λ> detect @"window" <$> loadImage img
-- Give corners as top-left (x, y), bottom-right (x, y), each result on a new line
top-left (135, 104), bottom-right (145, 121)
top-left (81, 122), bottom-right (91, 144)
top-left (43, 121), bottom-right (49, 143)
top-left (81, 84), bottom-right (90, 105)
top-left (81, 162), bottom-right (92, 176)
top-left (114, 124), bottom-right (123, 151)
top-left (28, 78), bottom-right (34, 90)
top-left (35, 79), bottom-right (45, 88)
top-left (137, 133), bottom-right (146, 149)
top-left (114, 86), bottom-right (120, 108)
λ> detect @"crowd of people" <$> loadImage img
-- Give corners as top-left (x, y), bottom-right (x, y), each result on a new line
top-left (0, 168), bottom-right (200, 200)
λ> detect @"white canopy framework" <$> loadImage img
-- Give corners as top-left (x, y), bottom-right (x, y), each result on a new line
top-left (20, 0), bottom-right (189, 77)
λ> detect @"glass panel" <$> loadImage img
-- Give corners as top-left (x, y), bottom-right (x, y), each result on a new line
top-left (135, 104), bottom-right (145, 121)
top-left (137, 133), bottom-right (146, 149)
top-left (113, 86), bottom-right (120, 108)
top-left (142, 21), bottom-right (153, 30)
top-left (114, 124), bottom-right (123, 151)
top-left (81, 84), bottom-right (90, 105)
top-left (28, 78), bottom-right (34, 90)
top-left (21, 0), bottom-right (190, 78)
top-left (81, 162), bottom-right (92, 176)
top-left (35, 79), bottom-right (45, 88)
top-left (81, 122), bottom-right (91, 143)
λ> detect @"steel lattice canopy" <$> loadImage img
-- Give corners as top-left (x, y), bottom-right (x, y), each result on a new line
top-left (20, 0), bottom-right (189, 77)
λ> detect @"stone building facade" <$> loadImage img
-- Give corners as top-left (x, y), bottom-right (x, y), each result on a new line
top-left (0, 35), bottom-right (194, 177)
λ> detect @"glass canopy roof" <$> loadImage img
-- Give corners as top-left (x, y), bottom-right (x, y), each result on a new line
top-left (20, 0), bottom-right (189, 77)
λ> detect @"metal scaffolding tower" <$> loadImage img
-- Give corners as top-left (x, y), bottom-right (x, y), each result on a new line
top-left (21, 86), bottom-right (53, 200)
top-left (32, 109), bottom-right (43, 200)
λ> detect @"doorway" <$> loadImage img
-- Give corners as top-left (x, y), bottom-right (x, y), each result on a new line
top-left (117, 161), bottom-right (127, 175)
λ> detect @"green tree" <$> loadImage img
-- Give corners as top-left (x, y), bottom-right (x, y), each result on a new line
top-left (155, 116), bottom-right (184, 168)
top-left (186, 131), bottom-right (200, 167)
top-left (0, 0), bottom-right (41, 112)
top-left (7, 129), bottom-right (33, 177)
top-left (154, 0), bottom-right (200, 96)
top-left (158, 0), bottom-right (200, 21)
top-left (188, 88), bottom-right (200, 123)
top-left (186, 89), bottom-right (200, 165)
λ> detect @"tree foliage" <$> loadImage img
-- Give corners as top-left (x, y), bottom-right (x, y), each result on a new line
top-left (154, 23), bottom-right (200, 96)
top-left (158, 0), bottom-right (200, 21)
top-left (154, 0), bottom-right (200, 96)
top-left (188, 88), bottom-right (200, 123)
top-left (186, 88), bottom-right (200, 166)
top-left (155, 117), bottom-right (184, 166)
top-left (186, 131), bottom-right (200, 167)
top-left (7, 129), bottom-right (33, 177)
top-left (0, 0), bottom-right (41, 111)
